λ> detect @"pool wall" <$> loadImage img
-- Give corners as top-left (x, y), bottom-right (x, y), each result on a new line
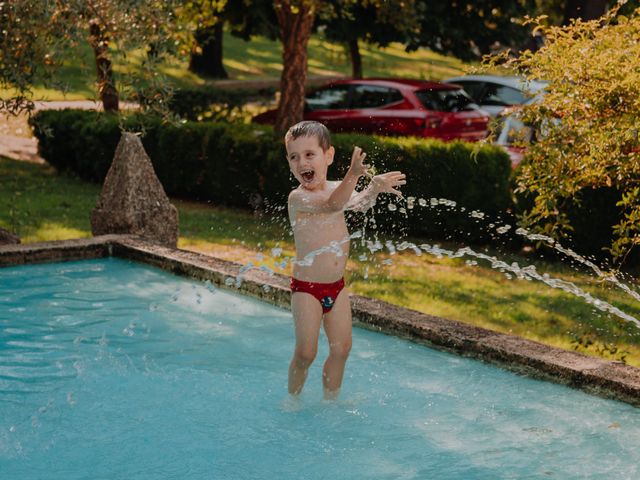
top-left (2, 235), bottom-right (640, 407)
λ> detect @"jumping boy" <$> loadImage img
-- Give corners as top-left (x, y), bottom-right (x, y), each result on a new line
top-left (285, 121), bottom-right (406, 399)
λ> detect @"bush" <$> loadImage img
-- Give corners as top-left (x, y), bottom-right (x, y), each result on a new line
top-left (513, 162), bottom-right (636, 264)
top-left (30, 110), bottom-right (512, 243)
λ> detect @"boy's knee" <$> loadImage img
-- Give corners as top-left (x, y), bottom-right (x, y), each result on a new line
top-left (294, 346), bottom-right (317, 366)
top-left (330, 339), bottom-right (352, 360)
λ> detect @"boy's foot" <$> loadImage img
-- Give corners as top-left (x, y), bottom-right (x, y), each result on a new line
top-left (323, 388), bottom-right (340, 401)
top-left (281, 394), bottom-right (303, 412)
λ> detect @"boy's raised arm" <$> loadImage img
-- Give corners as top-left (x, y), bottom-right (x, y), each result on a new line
top-left (326, 146), bottom-right (369, 211)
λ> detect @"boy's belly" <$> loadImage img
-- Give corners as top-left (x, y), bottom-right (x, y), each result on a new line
top-left (292, 214), bottom-right (350, 283)
top-left (292, 247), bottom-right (349, 283)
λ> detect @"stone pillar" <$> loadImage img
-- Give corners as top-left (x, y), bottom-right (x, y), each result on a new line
top-left (91, 132), bottom-right (179, 247)
top-left (0, 227), bottom-right (20, 245)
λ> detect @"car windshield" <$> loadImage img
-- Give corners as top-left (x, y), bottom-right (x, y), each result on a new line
top-left (415, 89), bottom-right (476, 112)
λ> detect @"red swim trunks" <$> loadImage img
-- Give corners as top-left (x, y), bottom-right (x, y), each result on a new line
top-left (290, 277), bottom-right (346, 313)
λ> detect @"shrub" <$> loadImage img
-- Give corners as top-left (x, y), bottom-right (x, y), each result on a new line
top-left (30, 110), bottom-right (512, 244)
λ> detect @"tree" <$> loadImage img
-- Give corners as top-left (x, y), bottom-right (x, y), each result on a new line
top-left (0, 1), bottom-right (66, 114)
top-left (408, 1), bottom-right (537, 61)
top-left (487, 6), bottom-right (640, 264)
top-left (181, 0), bottom-right (228, 79)
top-left (1, 1), bottom-right (180, 114)
top-left (320, 0), bottom-right (420, 79)
top-left (273, 0), bottom-right (318, 133)
top-left (183, 0), bottom-right (280, 79)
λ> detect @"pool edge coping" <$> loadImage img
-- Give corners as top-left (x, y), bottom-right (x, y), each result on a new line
top-left (2, 235), bottom-right (640, 407)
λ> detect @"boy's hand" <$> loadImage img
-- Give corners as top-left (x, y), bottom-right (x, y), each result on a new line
top-left (372, 171), bottom-right (406, 197)
top-left (349, 146), bottom-right (370, 177)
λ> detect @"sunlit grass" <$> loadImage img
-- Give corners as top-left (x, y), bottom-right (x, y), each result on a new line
top-left (3, 156), bottom-right (638, 366)
top-left (0, 31), bottom-right (472, 101)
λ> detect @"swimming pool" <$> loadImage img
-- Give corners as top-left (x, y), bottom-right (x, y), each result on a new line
top-left (1, 257), bottom-right (639, 479)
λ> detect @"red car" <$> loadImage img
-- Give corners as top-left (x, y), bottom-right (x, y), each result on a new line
top-left (253, 79), bottom-right (489, 141)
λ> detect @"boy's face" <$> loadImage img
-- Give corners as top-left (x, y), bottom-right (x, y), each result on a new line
top-left (285, 135), bottom-right (335, 191)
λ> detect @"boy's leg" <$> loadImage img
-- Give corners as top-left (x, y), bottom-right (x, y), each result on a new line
top-left (321, 288), bottom-right (352, 399)
top-left (289, 292), bottom-right (323, 395)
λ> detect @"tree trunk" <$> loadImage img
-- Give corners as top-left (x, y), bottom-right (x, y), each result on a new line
top-left (189, 22), bottom-right (228, 78)
top-left (348, 37), bottom-right (363, 79)
top-left (274, 0), bottom-right (316, 133)
top-left (563, 0), bottom-right (608, 24)
top-left (88, 21), bottom-right (119, 113)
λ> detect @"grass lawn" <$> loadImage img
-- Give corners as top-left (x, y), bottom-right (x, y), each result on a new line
top-left (2, 156), bottom-right (640, 366)
top-left (0, 31), bottom-right (471, 102)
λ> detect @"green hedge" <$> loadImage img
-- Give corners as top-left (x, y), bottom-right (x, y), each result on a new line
top-left (30, 109), bottom-right (513, 243)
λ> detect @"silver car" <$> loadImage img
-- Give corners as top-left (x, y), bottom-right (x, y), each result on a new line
top-left (444, 75), bottom-right (547, 118)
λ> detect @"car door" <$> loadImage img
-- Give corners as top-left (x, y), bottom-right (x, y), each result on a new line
top-left (303, 84), bottom-right (353, 131)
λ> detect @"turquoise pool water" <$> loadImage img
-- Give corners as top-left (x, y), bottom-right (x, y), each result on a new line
top-left (1, 258), bottom-right (639, 479)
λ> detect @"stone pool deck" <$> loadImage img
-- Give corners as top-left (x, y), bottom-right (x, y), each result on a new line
top-left (2, 235), bottom-right (640, 407)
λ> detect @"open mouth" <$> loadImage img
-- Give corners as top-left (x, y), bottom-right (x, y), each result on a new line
top-left (300, 169), bottom-right (315, 182)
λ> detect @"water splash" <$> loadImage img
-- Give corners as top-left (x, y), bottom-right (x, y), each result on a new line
top-left (416, 241), bottom-right (640, 327)
top-left (220, 192), bottom-right (639, 328)
top-left (513, 227), bottom-right (640, 304)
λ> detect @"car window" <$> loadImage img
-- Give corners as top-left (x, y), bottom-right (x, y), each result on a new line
top-left (306, 85), bottom-right (351, 110)
top-left (415, 89), bottom-right (476, 112)
top-left (482, 85), bottom-right (527, 106)
top-left (450, 81), bottom-right (485, 103)
top-left (350, 85), bottom-right (404, 109)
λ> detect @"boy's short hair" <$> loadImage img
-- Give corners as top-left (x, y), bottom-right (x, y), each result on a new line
top-left (284, 121), bottom-right (331, 151)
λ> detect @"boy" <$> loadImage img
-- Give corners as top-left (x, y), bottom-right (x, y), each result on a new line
top-left (285, 121), bottom-right (406, 399)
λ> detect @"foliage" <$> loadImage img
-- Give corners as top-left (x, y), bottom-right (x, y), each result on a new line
top-left (1, 0), bottom-right (184, 114)
top-left (225, 0), bottom-right (280, 41)
top-left (0, 1), bottom-right (68, 113)
top-left (319, 0), bottom-right (420, 77)
top-left (407, 0), bottom-right (537, 61)
top-left (30, 109), bottom-right (512, 244)
top-left (486, 5), bottom-right (640, 264)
